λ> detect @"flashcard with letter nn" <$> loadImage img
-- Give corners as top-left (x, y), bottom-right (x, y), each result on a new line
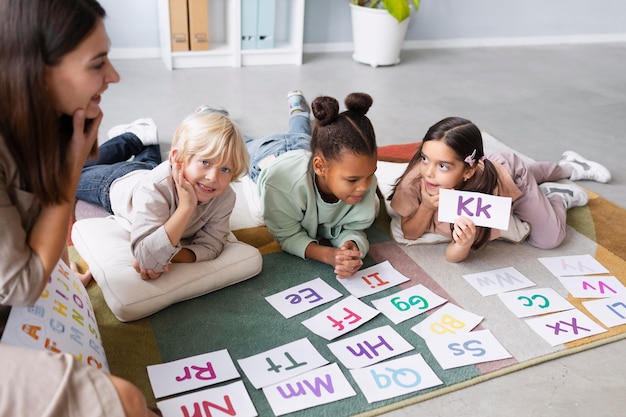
top-left (337, 260), bottom-right (409, 298)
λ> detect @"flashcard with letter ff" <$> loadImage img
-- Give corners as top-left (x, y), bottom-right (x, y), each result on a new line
top-left (438, 188), bottom-right (512, 230)
top-left (337, 260), bottom-right (409, 298)
top-left (301, 295), bottom-right (379, 340)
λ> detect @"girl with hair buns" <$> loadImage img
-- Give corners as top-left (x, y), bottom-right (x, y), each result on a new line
top-left (245, 91), bottom-right (378, 278)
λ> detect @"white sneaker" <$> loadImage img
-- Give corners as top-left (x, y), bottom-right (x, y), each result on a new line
top-left (195, 105), bottom-right (229, 117)
top-left (559, 150), bottom-right (611, 183)
top-left (107, 118), bottom-right (158, 146)
top-left (540, 182), bottom-right (589, 210)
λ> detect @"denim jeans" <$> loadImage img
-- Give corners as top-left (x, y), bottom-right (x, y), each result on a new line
top-left (245, 113), bottom-right (311, 183)
top-left (76, 133), bottom-right (162, 213)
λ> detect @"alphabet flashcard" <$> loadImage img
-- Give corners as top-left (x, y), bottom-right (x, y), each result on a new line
top-left (349, 353), bottom-right (443, 403)
top-left (463, 267), bottom-right (535, 297)
top-left (497, 287), bottom-right (575, 318)
top-left (525, 309), bottom-right (607, 346)
top-left (301, 295), bottom-right (380, 340)
top-left (411, 303), bottom-right (483, 340)
top-left (438, 188), bottom-right (512, 230)
top-left (371, 284), bottom-right (447, 324)
top-left (327, 325), bottom-right (414, 369)
top-left (237, 338), bottom-right (328, 389)
top-left (146, 349), bottom-right (240, 398)
top-left (0, 259), bottom-right (108, 371)
top-left (538, 254), bottom-right (609, 277)
top-left (424, 329), bottom-right (512, 370)
top-left (263, 363), bottom-right (356, 416)
top-left (156, 380), bottom-right (257, 417)
top-left (557, 275), bottom-right (626, 299)
top-left (582, 296), bottom-right (626, 328)
top-left (265, 277), bottom-right (342, 318)
top-left (337, 260), bottom-right (409, 298)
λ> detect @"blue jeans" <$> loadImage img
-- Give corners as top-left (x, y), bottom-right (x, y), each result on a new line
top-left (245, 113), bottom-right (311, 183)
top-left (76, 133), bottom-right (161, 213)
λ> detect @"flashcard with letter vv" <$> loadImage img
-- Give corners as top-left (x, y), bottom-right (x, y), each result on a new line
top-left (438, 188), bottom-right (512, 230)
top-left (525, 309), bottom-right (606, 346)
top-left (263, 363), bottom-right (356, 416)
top-left (463, 267), bottom-right (535, 297)
top-left (538, 254), bottom-right (609, 277)
top-left (425, 329), bottom-right (512, 370)
top-left (147, 349), bottom-right (240, 398)
top-left (557, 275), bottom-right (626, 299)
top-left (350, 354), bottom-right (443, 403)
top-left (337, 260), bottom-right (409, 298)
top-left (156, 381), bottom-right (257, 417)
top-left (497, 287), bottom-right (575, 318)
top-left (371, 284), bottom-right (447, 324)
top-left (265, 277), bottom-right (342, 318)
top-left (301, 295), bottom-right (379, 340)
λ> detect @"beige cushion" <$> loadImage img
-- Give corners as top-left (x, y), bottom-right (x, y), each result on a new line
top-left (71, 217), bottom-right (262, 322)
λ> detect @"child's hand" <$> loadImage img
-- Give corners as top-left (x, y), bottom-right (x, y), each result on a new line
top-left (334, 241), bottom-right (363, 279)
top-left (133, 260), bottom-right (170, 280)
top-left (171, 159), bottom-right (197, 209)
top-left (452, 216), bottom-right (476, 247)
top-left (419, 179), bottom-right (440, 211)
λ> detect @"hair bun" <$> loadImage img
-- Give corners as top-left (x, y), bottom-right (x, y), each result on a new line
top-left (344, 92), bottom-right (373, 116)
top-left (311, 96), bottom-right (340, 126)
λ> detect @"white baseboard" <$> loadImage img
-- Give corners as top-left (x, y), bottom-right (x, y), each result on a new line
top-left (304, 33), bottom-right (626, 54)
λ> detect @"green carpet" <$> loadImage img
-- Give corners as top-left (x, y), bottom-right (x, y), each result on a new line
top-left (81, 186), bottom-right (626, 416)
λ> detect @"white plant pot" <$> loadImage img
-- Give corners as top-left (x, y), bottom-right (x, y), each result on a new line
top-left (350, 3), bottom-right (410, 67)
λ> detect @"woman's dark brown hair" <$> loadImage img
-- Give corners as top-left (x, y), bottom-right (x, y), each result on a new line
top-left (0, 0), bottom-right (105, 204)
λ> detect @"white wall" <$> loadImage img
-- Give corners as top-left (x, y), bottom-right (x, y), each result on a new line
top-left (99, 0), bottom-right (626, 58)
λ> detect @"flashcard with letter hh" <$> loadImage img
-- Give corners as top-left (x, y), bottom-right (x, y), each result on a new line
top-left (237, 338), bottom-right (328, 389)
top-left (525, 309), bottom-right (606, 346)
top-left (327, 325), bottom-right (414, 369)
top-left (156, 381), bottom-right (257, 417)
top-left (146, 349), bottom-right (239, 398)
top-left (411, 303), bottom-right (483, 340)
top-left (263, 363), bottom-right (356, 416)
top-left (301, 295), bottom-right (379, 340)
top-left (265, 277), bottom-right (342, 318)
top-left (350, 354), bottom-right (443, 403)
top-left (438, 188), bottom-right (512, 230)
top-left (557, 275), bottom-right (626, 299)
top-left (497, 287), bottom-right (575, 318)
top-left (425, 329), bottom-right (512, 370)
top-left (538, 254), bottom-right (609, 277)
top-left (337, 260), bottom-right (409, 298)
top-left (0, 259), bottom-right (108, 371)
top-left (463, 267), bottom-right (535, 297)
top-left (583, 296), bottom-right (626, 327)
top-left (371, 284), bottom-right (447, 324)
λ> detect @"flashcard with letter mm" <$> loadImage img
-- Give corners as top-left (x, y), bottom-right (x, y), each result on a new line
top-left (337, 261), bottom-right (409, 298)
top-left (438, 188), bottom-right (512, 230)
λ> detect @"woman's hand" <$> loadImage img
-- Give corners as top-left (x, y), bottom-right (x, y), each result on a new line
top-left (333, 241), bottom-right (363, 279)
top-left (67, 110), bottom-right (102, 190)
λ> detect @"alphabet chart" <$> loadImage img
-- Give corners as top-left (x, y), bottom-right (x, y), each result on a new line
top-left (337, 260), bottom-right (409, 298)
top-left (1, 259), bottom-right (108, 371)
top-left (438, 189), bottom-right (512, 230)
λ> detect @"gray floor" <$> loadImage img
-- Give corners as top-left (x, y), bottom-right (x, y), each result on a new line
top-left (101, 43), bottom-right (626, 417)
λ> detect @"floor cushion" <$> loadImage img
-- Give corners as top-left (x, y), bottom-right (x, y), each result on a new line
top-left (71, 217), bottom-right (262, 322)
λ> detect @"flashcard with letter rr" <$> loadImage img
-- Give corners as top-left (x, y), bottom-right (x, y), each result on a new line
top-left (337, 261), bottom-right (409, 298)
top-left (438, 188), bottom-right (512, 230)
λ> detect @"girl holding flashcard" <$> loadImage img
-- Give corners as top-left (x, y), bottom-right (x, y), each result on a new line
top-left (389, 117), bottom-right (611, 262)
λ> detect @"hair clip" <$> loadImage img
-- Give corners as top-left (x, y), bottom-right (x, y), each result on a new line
top-left (464, 149), bottom-right (477, 167)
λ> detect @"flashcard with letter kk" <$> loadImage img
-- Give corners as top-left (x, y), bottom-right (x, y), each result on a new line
top-left (438, 188), bottom-right (512, 230)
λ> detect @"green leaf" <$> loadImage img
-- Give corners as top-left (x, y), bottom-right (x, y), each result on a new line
top-left (382, 0), bottom-right (411, 22)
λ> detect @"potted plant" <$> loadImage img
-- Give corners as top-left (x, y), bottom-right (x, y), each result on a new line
top-left (350, 0), bottom-right (421, 67)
